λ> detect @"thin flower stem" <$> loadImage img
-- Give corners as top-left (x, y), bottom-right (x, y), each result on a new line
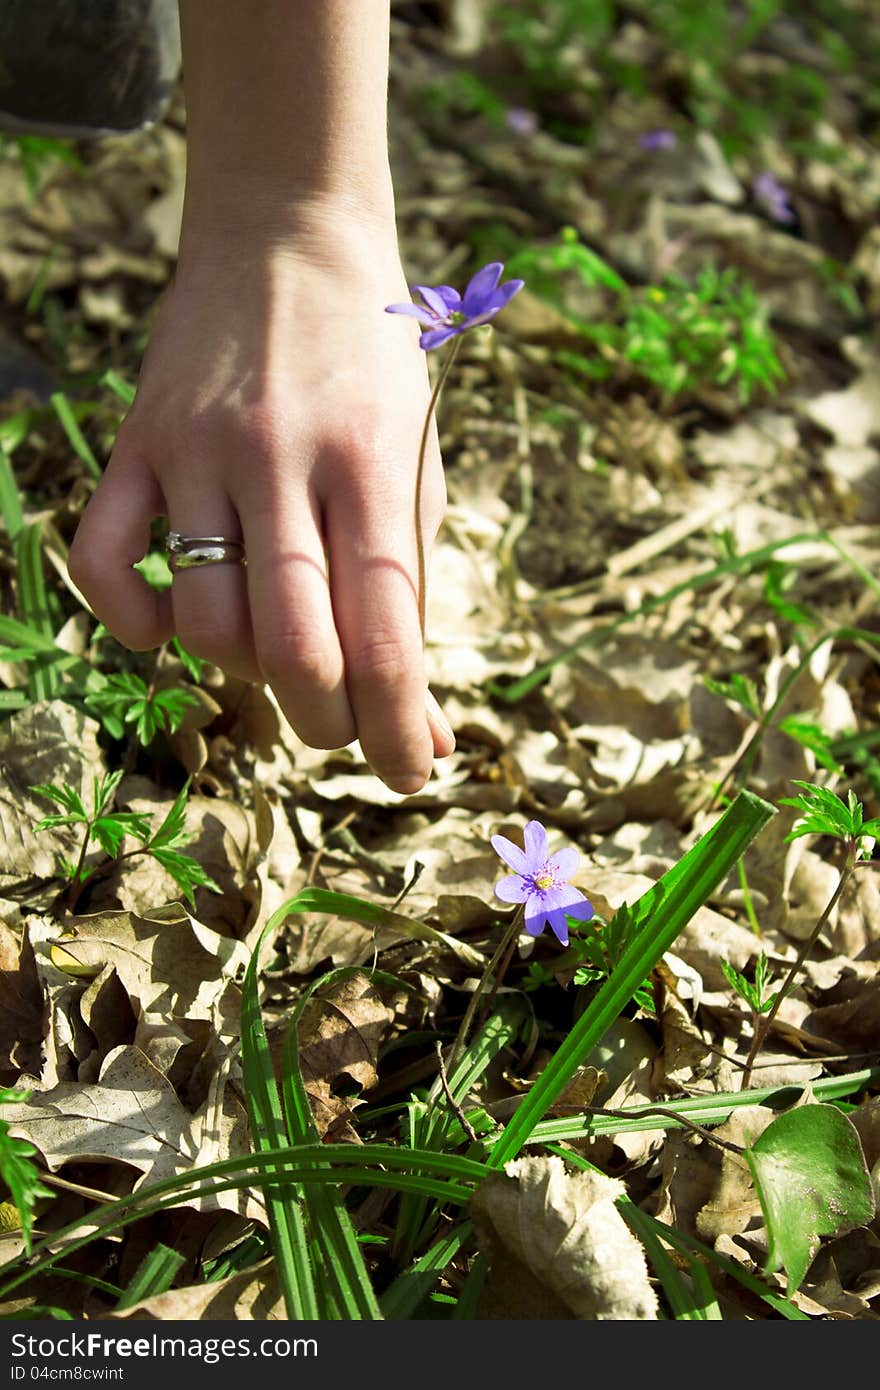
top-left (735, 855), bottom-right (762, 937)
top-left (740, 841), bottom-right (856, 1089)
top-left (415, 336), bottom-right (461, 638)
top-left (444, 904), bottom-right (525, 1078)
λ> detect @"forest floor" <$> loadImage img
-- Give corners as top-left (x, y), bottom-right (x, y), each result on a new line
top-left (0, 2), bottom-right (878, 1322)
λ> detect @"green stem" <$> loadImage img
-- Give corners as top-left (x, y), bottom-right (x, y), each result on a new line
top-left (444, 905), bottom-right (525, 1078)
top-left (740, 841), bottom-right (856, 1090)
top-left (415, 337), bottom-right (461, 637)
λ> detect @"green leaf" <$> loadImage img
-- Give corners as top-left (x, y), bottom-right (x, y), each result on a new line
top-left (148, 781), bottom-right (191, 851)
top-left (746, 1104), bottom-right (875, 1294)
top-left (30, 782), bottom-right (87, 819)
top-left (91, 812), bottom-right (153, 859)
top-left (169, 638), bottom-right (204, 682)
top-left (779, 780), bottom-right (875, 849)
top-left (0, 1090), bottom-right (53, 1254)
top-left (50, 392), bottom-right (101, 482)
top-left (148, 848), bottom-right (221, 906)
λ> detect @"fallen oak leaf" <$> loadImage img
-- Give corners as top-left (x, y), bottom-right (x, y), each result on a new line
top-left (472, 1154), bottom-right (658, 1319)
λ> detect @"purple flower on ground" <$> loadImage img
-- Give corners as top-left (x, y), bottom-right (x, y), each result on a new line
top-left (385, 261), bottom-right (525, 351)
top-left (490, 819), bottom-right (594, 947)
top-left (639, 128), bottom-right (677, 151)
top-left (506, 106), bottom-right (539, 137)
top-left (752, 172), bottom-right (797, 225)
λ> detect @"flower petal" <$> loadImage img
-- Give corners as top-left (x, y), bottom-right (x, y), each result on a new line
top-left (385, 302), bottom-right (441, 326)
top-left (544, 909), bottom-right (571, 946)
top-left (419, 325), bottom-right (460, 351)
top-left (462, 262), bottom-right (503, 313)
top-left (490, 833), bottom-right (530, 875)
top-left (493, 873), bottom-right (530, 904)
top-left (488, 278), bottom-right (525, 310)
top-left (546, 847), bottom-right (580, 880)
top-left (522, 820), bottom-right (550, 872)
top-left (523, 902), bottom-right (549, 938)
top-left (412, 284), bottom-right (452, 318)
top-left (540, 882), bottom-right (594, 919)
top-left (433, 285), bottom-right (463, 309)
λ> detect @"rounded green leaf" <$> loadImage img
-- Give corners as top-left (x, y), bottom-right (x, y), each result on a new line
top-left (745, 1104), bottom-right (875, 1294)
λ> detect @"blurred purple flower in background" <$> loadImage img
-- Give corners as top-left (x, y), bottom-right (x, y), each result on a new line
top-left (386, 262), bottom-right (525, 351)
top-left (490, 819), bottom-right (594, 947)
top-left (639, 128), bottom-right (677, 151)
top-left (753, 172), bottom-right (797, 224)
top-left (506, 106), bottom-right (539, 137)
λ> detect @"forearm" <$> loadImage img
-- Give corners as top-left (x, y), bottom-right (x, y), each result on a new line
top-left (177, 0), bottom-right (396, 244)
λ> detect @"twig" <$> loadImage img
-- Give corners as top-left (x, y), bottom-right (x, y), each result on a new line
top-left (434, 1042), bottom-right (478, 1144)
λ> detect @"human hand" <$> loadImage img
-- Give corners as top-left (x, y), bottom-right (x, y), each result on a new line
top-left (68, 211), bottom-right (455, 793)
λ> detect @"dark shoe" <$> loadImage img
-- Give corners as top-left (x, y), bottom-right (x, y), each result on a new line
top-left (0, 0), bottom-right (181, 138)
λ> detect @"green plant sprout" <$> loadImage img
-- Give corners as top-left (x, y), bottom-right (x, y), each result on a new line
top-left (31, 771), bottom-right (220, 912)
top-left (740, 781), bottom-right (880, 1088)
top-left (505, 228), bottom-right (784, 404)
top-left (82, 670), bottom-right (199, 744)
top-left (570, 906), bottom-right (657, 1013)
top-left (721, 951), bottom-right (780, 1017)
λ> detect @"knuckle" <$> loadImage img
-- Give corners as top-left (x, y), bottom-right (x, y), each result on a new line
top-left (347, 633), bottom-right (413, 687)
top-left (258, 627), bottom-right (340, 693)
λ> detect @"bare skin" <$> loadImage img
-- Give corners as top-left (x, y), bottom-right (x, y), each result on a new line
top-left (68, 1), bottom-right (455, 794)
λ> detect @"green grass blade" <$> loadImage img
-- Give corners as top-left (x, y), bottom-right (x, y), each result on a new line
top-left (284, 886), bottom-right (483, 966)
top-left (99, 369), bottom-right (136, 407)
top-left (50, 391), bottom-right (102, 481)
top-left (394, 1003), bottom-right (523, 1265)
top-left (114, 1243), bottom-right (186, 1310)
top-left (527, 1065), bottom-right (880, 1143)
top-left (240, 940), bottom-right (319, 1319)
top-left (619, 1199), bottom-right (714, 1319)
top-left (379, 1222), bottom-right (474, 1320)
top-left (489, 789), bottom-right (776, 1167)
top-left (452, 1252), bottom-right (487, 1320)
top-left (0, 1148), bottom-right (484, 1303)
top-left (0, 450), bottom-right (24, 542)
top-left (280, 967), bottom-right (382, 1319)
top-left (14, 521), bottom-right (60, 700)
top-left (632, 1211), bottom-right (808, 1320)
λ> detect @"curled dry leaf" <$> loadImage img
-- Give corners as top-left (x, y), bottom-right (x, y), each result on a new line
top-left (472, 1155), bottom-right (658, 1319)
top-left (293, 971), bottom-right (394, 1140)
top-left (103, 1260), bottom-right (284, 1321)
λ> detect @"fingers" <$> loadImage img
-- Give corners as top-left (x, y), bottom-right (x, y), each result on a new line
top-left (325, 487), bottom-right (441, 794)
top-left (242, 490), bottom-right (357, 751)
top-left (162, 478), bottom-right (260, 684)
top-left (68, 452), bottom-right (174, 650)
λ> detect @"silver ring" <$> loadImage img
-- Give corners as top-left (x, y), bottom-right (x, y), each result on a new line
top-left (166, 532), bottom-right (246, 572)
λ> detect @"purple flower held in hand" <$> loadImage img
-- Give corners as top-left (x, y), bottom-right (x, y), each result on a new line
top-left (490, 820), bottom-right (594, 947)
top-left (386, 261), bottom-right (525, 351)
top-left (753, 172), bottom-right (797, 225)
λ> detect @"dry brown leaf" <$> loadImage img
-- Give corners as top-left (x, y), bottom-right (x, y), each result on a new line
top-left (472, 1155), bottom-right (658, 1319)
top-left (0, 1044), bottom-right (192, 1186)
top-left (654, 1105), bottom-right (774, 1243)
top-left (28, 905), bottom-right (249, 1035)
top-left (0, 701), bottom-right (106, 885)
top-left (103, 1260), bottom-right (284, 1321)
top-left (0, 922), bottom-right (45, 1076)
top-left (294, 971), bottom-right (394, 1138)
